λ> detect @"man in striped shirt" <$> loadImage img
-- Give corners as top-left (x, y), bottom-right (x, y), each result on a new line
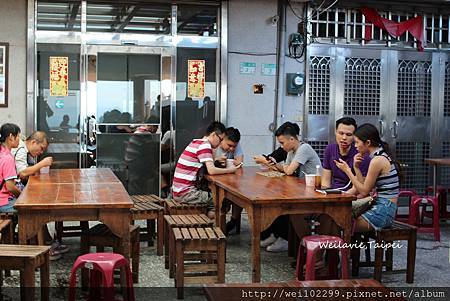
top-left (172, 122), bottom-right (241, 218)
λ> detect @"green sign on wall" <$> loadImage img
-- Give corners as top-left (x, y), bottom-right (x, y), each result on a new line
top-left (239, 62), bottom-right (256, 75)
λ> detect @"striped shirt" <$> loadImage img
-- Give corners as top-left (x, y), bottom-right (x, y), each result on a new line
top-left (172, 138), bottom-right (214, 197)
top-left (373, 148), bottom-right (400, 199)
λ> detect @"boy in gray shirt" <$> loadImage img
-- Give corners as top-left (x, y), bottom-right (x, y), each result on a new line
top-left (262, 122), bottom-right (321, 252)
top-left (273, 123), bottom-right (321, 177)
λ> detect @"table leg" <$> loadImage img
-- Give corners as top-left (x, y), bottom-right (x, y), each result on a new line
top-left (218, 188), bottom-right (226, 232)
top-left (250, 207), bottom-right (262, 283)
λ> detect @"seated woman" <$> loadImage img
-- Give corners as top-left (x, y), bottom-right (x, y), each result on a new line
top-left (334, 123), bottom-right (400, 232)
top-left (0, 123), bottom-right (22, 213)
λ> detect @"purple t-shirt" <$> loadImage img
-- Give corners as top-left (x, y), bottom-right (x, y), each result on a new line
top-left (322, 143), bottom-right (371, 189)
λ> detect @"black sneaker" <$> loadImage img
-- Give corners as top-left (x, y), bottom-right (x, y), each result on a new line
top-left (225, 218), bottom-right (237, 235)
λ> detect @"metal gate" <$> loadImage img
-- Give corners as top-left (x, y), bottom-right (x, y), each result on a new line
top-left (305, 45), bottom-right (444, 192)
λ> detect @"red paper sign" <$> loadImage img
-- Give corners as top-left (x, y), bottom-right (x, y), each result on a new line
top-left (361, 8), bottom-right (424, 51)
top-left (49, 56), bottom-right (69, 96)
top-left (187, 60), bottom-right (205, 98)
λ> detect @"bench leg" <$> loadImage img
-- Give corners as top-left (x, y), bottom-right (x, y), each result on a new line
top-left (22, 263), bottom-right (35, 301)
top-left (157, 213), bottom-right (164, 256)
top-left (217, 241), bottom-right (225, 283)
top-left (175, 242), bottom-right (184, 299)
top-left (373, 237), bottom-right (383, 282)
top-left (169, 230), bottom-right (175, 278)
top-left (164, 221), bottom-right (169, 269)
top-left (146, 219), bottom-right (155, 247)
top-left (40, 257), bottom-right (50, 301)
top-left (407, 231), bottom-right (417, 283)
top-left (385, 241), bottom-right (393, 271)
top-left (351, 234), bottom-right (361, 276)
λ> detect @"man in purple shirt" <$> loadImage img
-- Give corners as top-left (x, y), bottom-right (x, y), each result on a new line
top-left (322, 117), bottom-right (371, 191)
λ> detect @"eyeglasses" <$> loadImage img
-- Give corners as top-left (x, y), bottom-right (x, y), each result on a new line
top-left (215, 132), bottom-right (224, 142)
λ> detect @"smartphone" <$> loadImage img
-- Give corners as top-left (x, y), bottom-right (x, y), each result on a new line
top-left (262, 154), bottom-right (276, 164)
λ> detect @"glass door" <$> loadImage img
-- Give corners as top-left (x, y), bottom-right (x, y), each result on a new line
top-left (83, 45), bottom-right (174, 196)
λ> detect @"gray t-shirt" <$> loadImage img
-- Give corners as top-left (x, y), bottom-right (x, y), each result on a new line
top-left (285, 143), bottom-right (321, 177)
top-left (214, 143), bottom-right (243, 159)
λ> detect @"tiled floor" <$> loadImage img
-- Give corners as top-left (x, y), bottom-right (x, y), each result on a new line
top-left (2, 211), bottom-right (450, 300)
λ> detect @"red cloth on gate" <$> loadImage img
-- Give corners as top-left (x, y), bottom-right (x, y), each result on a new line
top-left (361, 7), bottom-right (424, 51)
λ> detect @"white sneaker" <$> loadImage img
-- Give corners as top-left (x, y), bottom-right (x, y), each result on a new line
top-left (266, 237), bottom-right (289, 252)
top-left (260, 234), bottom-right (277, 248)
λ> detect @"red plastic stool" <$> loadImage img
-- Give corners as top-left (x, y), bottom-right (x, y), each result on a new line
top-left (426, 185), bottom-right (450, 219)
top-left (296, 235), bottom-right (349, 281)
top-left (396, 190), bottom-right (418, 223)
top-left (68, 253), bottom-right (135, 301)
top-left (409, 193), bottom-right (440, 241)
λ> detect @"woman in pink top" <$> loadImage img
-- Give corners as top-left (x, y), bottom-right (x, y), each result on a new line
top-left (0, 123), bottom-right (21, 212)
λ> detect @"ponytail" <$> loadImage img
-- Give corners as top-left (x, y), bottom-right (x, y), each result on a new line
top-left (380, 140), bottom-right (404, 185)
top-left (0, 123), bottom-right (21, 143)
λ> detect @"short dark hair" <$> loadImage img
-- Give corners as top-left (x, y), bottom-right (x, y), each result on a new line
top-left (206, 121), bottom-right (226, 136)
top-left (0, 123), bottom-right (21, 143)
top-left (336, 117), bottom-right (357, 129)
top-left (225, 127), bottom-right (240, 143)
top-left (275, 122), bottom-right (298, 138)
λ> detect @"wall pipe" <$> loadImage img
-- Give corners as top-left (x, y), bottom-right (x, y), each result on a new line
top-left (272, 0), bottom-right (287, 150)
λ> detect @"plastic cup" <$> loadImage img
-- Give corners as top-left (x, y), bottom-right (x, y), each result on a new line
top-left (315, 175), bottom-right (321, 188)
top-left (40, 166), bottom-right (50, 174)
top-left (226, 159), bottom-right (234, 168)
top-left (305, 174), bottom-right (316, 187)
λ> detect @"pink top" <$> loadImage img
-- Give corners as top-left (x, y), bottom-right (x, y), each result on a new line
top-left (0, 146), bottom-right (17, 206)
top-left (172, 138), bottom-right (213, 197)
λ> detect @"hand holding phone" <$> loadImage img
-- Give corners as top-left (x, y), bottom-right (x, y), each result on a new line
top-left (262, 154), bottom-right (276, 165)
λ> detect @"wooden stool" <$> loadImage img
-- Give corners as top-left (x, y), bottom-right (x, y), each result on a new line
top-left (351, 221), bottom-right (417, 283)
top-left (81, 224), bottom-right (140, 283)
top-left (173, 227), bottom-right (226, 299)
top-left (164, 214), bottom-right (214, 276)
top-left (130, 195), bottom-right (164, 255)
top-left (164, 199), bottom-right (208, 215)
top-left (0, 244), bottom-right (50, 301)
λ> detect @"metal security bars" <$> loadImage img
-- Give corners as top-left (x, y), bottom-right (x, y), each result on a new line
top-left (445, 62), bottom-right (450, 117)
top-left (397, 60), bottom-right (432, 117)
top-left (308, 7), bottom-right (450, 49)
top-left (344, 58), bottom-right (380, 116)
top-left (308, 56), bottom-right (331, 115)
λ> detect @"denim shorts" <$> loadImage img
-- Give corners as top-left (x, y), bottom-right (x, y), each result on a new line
top-left (0, 196), bottom-right (17, 213)
top-left (361, 197), bottom-right (397, 231)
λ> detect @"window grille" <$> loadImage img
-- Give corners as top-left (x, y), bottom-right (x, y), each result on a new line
top-left (344, 58), bottom-right (380, 116)
top-left (396, 142), bottom-right (430, 193)
top-left (397, 61), bottom-right (432, 117)
top-left (308, 56), bottom-right (331, 115)
top-left (308, 7), bottom-right (450, 49)
top-left (442, 142), bottom-right (450, 187)
top-left (445, 62), bottom-right (450, 117)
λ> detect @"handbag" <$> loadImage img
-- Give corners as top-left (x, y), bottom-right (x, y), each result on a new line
top-left (352, 196), bottom-right (374, 219)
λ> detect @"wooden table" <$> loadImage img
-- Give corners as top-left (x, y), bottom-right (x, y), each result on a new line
top-left (204, 279), bottom-right (405, 301)
top-left (15, 168), bottom-right (133, 260)
top-left (207, 167), bottom-right (355, 282)
top-left (424, 158), bottom-right (450, 218)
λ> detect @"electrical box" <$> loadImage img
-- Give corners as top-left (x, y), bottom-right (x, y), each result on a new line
top-left (286, 73), bottom-right (304, 95)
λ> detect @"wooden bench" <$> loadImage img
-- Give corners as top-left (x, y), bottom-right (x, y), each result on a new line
top-left (80, 224), bottom-right (140, 283)
top-left (130, 195), bottom-right (164, 255)
top-left (351, 220), bottom-right (417, 283)
top-left (174, 227), bottom-right (226, 299)
top-left (0, 244), bottom-right (50, 301)
top-left (164, 214), bottom-right (214, 276)
top-left (55, 221), bottom-right (89, 241)
top-left (164, 199), bottom-right (208, 215)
